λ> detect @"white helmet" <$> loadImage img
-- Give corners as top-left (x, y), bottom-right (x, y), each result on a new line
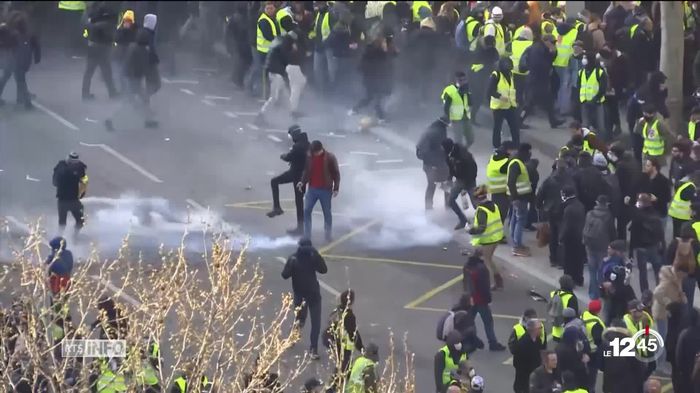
top-left (471, 375), bottom-right (485, 392)
top-left (491, 6), bottom-right (503, 20)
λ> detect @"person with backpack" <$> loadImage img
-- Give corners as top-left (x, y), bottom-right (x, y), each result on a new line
top-left (549, 274), bottom-right (580, 343)
top-left (666, 222), bottom-right (700, 309)
top-left (629, 193), bottom-right (665, 293)
top-left (437, 294), bottom-right (483, 354)
top-left (462, 255), bottom-right (506, 351)
top-left (325, 289), bottom-right (363, 393)
top-left (600, 240), bottom-right (637, 324)
top-left (583, 194), bottom-right (617, 300)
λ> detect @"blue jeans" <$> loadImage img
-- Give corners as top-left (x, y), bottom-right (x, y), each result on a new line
top-left (303, 187), bottom-right (333, 239)
top-left (586, 247), bottom-right (606, 300)
top-left (634, 246), bottom-right (662, 293)
top-left (509, 200), bottom-right (527, 248)
top-left (468, 304), bottom-right (499, 346)
top-left (555, 65), bottom-right (572, 115)
top-left (244, 49), bottom-right (265, 96)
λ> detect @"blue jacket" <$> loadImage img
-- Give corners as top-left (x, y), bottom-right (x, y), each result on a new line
top-left (46, 237), bottom-right (74, 276)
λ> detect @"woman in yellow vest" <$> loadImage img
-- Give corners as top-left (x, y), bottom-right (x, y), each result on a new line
top-left (489, 57), bottom-right (519, 149)
top-left (442, 72), bottom-right (473, 147)
top-left (435, 331), bottom-right (468, 393)
top-left (669, 176), bottom-right (698, 237)
top-left (469, 185), bottom-right (505, 289)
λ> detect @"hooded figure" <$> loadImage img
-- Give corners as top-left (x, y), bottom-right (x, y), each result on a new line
top-left (555, 326), bottom-right (589, 389)
top-left (417, 117), bottom-right (450, 210)
top-left (675, 309), bottom-right (700, 393)
top-left (435, 330), bottom-right (467, 393)
top-left (559, 185), bottom-right (586, 285)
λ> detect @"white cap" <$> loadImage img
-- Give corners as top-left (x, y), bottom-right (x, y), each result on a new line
top-left (491, 6), bottom-right (503, 16)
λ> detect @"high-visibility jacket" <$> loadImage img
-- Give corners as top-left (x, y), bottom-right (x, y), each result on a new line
top-left (174, 376), bottom-right (211, 392)
top-left (465, 16), bottom-right (481, 51)
top-left (412, 1), bottom-right (432, 23)
top-left (582, 311), bottom-right (605, 351)
top-left (136, 360), bottom-right (159, 386)
top-left (483, 20), bottom-right (506, 55)
top-left (563, 389), bottom-right (588, 393)
top-left (490, 71), bottom-right (516, 110)
top-left (574, 20), bottom-right (585, 33)
top-left (58, 1), bottom-right (86, 11)
top-left (471, 204), bottom-right (504, 245)
top-left (512, 321), bottom-right (546, 344)
top-left (511, 39), bottom-right (533, 75)
top-left (256, 13), bottom-right (278, 53)
top-left (346, 356), bottom-right (376, 393)
top-left (486, 154), bottom-right (509, 194)
top-left (689, 120), bottom-right (699, 141)
top-left (439, 346), bottom-right (467, 386)
top-left (442, 84), bottom-right (470, 121)
top-left (550, 290), bottom-right (574, 340)
top-left (629, 24), bottom-right (640, 39)
top-left (96, 370), bottom-right (128, 392)
top-left (581, 129), bottom-right (597, 155)
top-left (506, 158), bottom-right (531, 196)
top-left (276, 7), bottom-right (293, 35)
top-left (641, 118), bottom-right (664, 157)
top-left (669, 182), bottom-right (695, 220)
top-left (312, 10), bottom-right (331, 42)
top-left (690, 223), bottom-right (700, 266)
top-left (623, 312), bottom-right (654, 356)
top-left (685, 1), bottom-right (696, 31)
top-left (541, 19), bottom-right (559, 39)
top-left (553, 28), bottom-right (578, 67)
top-left (579, 68), bottom-right (605, 103)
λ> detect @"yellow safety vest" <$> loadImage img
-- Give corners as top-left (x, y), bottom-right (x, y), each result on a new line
top-left (541, 19), bottom-right (559, 39)
top-left (506, 158), bottom-right (531, 196)
top-left (174, 377), bottom-right (187, 393)
top-left (346, 356), bottom-right (375, 393)
top-left (562, 389), bottom-right (588, 393)
top-left (483, 21), bottom-right (506, 55)
top-left (471, 204), bottom-right (504, 245)
top-left (623, 312), bottom-right (654, 356)
top-left (440, 346), bottom-right (467, 386)
top-left (332, 309), bottom-right (356, 352)
top-left (486, 155), bottom-right (509, 194)
top-left (58, 1), bottom-right (86, 11)
top-left (689, 121), bottom-right (698, 141)
top-left (137, 360), bottom-right (159, 386)
top-left (442, 84), bottom-right (470, 121)
top-left (582, 130), bottom-right (597, 155)
top-left (412, 1), bottom-right (432, 23)
top-left (642, 119), bottom-right (664, 157)
top-left (691, 223), bottom-right (700, 267)
top-left (574, 20), bottom-right (585, 33)
top-left (550, 290), bottom-right (574, 340)
top-left (553, 28), bottom-right (578, 67)
top-left (312, 11), bottom-right (331, 42)
top-left (96, 370), bottom-right (127, 393)
top-left (582, 311), bottom-right (605, 351)
top-left (50, 322), bottom-right (65, 342)
top-left (466, 16), bottom-right (481, 50)
top-left (513, 322), bottom-right (546, 344)
top-left (490, 71), bottom-right (516, 110)
top-left (256, 13), bottom-right (278, 53)
top-left (669, 182), bottom-right (695, 220)
top-left (276, 8), bottom-right (293, 35)
top-left (579, 68), bottom-right (605, 103)
top-left (511, 39), bottom-right (533, 75)
top-left (629, 24), bottom-right (640, 39)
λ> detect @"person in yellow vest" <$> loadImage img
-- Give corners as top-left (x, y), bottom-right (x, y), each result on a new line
top-left (512, 318), bottom-right (546, 393)
top-left (550, 274), bottom-right (579, 342)
top-left (311, 1), bottom-right (336, 92)
top-left (95, 358), bottom-right (127, 392)
top-left (560, 370), bottom-right (585, 393)
top-left (276, 4), bottom-right (297, 35)
top-left (634, 104), bottom-right (675, 166)
top-left (346, 343), bottom-right (379, 393)
top-left (507, 26), bottom-right (533, 119)
top-left (540, 9), bottom-right (559, 39)
top-left (327, 289), bottom-right (363, 393)
top-left (461, 7), bottom-right (485, 55)
top-left (442, 72), bottom-right (473, 147)
top-left (469, 185), bottom-right (505, 289)
top-left (507, 143), bottom-right (532, 256)
top-left (435, 330), bottom-right (469, 393)
top-left (623, 299), bottom-right (655, 364)
top-left (569, 121), bottom-right (606, 157)
top-left (578, 53), bottom-right (607, 136)
top-left (669, 172), bottom-right (699, 237)
top-left (487, 141), bottom-right (517, 225)
top-left (482, 6), bottom-right (509, 56)
top-left (687, 106), bottom-right (700, 143)
top-left (684, 1), bottom-right (697, 34)
top-left (508, 309), bottom-right (546, 353)
top-left (411, 1), bottom-right (432, 26)
top-left (582, 299), bottom-right (605, 391)
top-left (252, 1), bottom-right (280, 98)
top-left (135, 345), bottom-right (160, 392)
top-left (553, 17), bottom-right (578, 118)
top-left (172, 372), bottom-right (215, 393)
top-left (489, 57), bottom-right (519, 149)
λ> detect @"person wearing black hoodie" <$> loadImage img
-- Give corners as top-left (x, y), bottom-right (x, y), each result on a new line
top-left (350, 34), bottom-right (394, 122)
top-left (0, 10), bottom-right (39, 110)
top-left (82, 5), bottom-right (118, 100)
top-left (417, 117), bottom-right (450, 210)
top-left (555, 328), bottom-right (589, 390)
top-left (559, 185), bottom-right (586, 286)
top-left (601, 320), bottom-right (645, 393)
top-left (257, 31), bottom-right (301, 124)
top-left (629, 193), bottom-right (665, 293)
top-left (281, 238), bottom-right (328, 359)
top-left (520, 33), bottom-right (560, 129)
top-left (489, 57), bottom-right (520, 148)
top-left (442, 138), bottom-right (478, 230)
top-left (537, 158), bottom-right (576, 267)
top-left (609, 144), bottom-right (642, 240)
top-left (268, 125), bottom-right (310, 235)
top-left (513, 318), bottom-right (546, 393)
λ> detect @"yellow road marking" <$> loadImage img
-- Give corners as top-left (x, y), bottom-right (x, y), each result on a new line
top-left (404, 274), bottom-right (463, 309)
top-left (318, 219), bottom-right (381, 254)
top-left (324, 254), bottom-right (461, 269)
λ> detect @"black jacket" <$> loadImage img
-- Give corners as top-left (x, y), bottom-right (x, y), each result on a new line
top-left (537, 168), bottom-right (575, 220)
top-left (529, 366), bottom-right (561, 393)
top-left (86, 18), bottom-right (116, 45)
top-left (601, 327), bottom-right (645, 393)
top-left (522, 40), bottom-right (556, 81)
top-left (676, 321), bottom-right (700, 393)
top-left (417, 120), bottom-right (448, 169)
top-left (574, 164), bottom-right (609, 211)
top-left (282, 131), bottom-right (310, 176)
top-left (265, 35), bottom-right (296, 77)
top-left (115, 24), bottom-right (138, 47)
top-left (555, 338), bottom-right (588, 389)
top-left (53, 160), bottom-right (86, 201)
top-left (281, 244), bottom-right (328, 298)
top-left (629, 206), bottom-right (664, 249)
top-left (559, 197), bottom-right (585, 243)
top-left (359, 42), bottom-right (394, 95)
top-left (445, 144), bottom-right (477, 186)
top-left (513, 334), bottom-right (546, 379)
top-left (614, 152), bottom-right (642, 199)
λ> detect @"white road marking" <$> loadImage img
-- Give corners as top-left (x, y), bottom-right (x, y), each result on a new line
top-left (25, 175), bottom-right (40, 182)
top-left (201, 99), bottom-right (216, 106)
top-left (326, 133), bottom-right (346, 138)
top-left (193, 67), bottom-right (218, 73)
top-left (0, 169), bottom-right (4, 172)
top-left (179, 88), bottom-right (195, 95)
top-left (246, 123), bottom-right (260, 130)
top-left (275, 257), bottom-right (340, 297)
top-left (223, 111), bottom-right (238, 118)
top-left (265, 128), bottom-right (287, 134)
top-left (350, 151), bottom-right (379, 156)
top-left (267, 135), bottom-right (282, 143)
top-left (84, 117), bottom-right (98, 123)
top-left (90, 275), bottom-right (141, 306)
top-left (162, 78), bottom-right (199, 85)
top-left (204, 95), bottom-right (231, 101)
top-left (33, 101), bottom-right (79, 131)
top-left (369, 126), bottom-right (415, 152)
top-left (375, 159), bottom-right (404, 164)
top-left (79, 142), bottom-right (163, 183)
top-left (234, 112), bottom-right (258, 116)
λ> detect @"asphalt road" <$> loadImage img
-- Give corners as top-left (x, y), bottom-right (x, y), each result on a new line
top-left (0, 50), bottom-right (669, 392)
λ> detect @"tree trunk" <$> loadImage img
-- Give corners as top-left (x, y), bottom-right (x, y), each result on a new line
top-left (660, 2), bottom-right (684, 134)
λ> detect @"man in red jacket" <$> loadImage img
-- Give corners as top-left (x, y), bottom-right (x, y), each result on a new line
top-left (297, 140), bottom-right (340, 241)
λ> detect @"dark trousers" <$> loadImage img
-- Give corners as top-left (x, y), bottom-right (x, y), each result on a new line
top-left (424, 167), bottom-right (449, 209)
top-left (514, 73), bottom-right (527, 122)
top-left (82, 45), bottom-right (116, 97)
top-left (492, 193), bottom-right (509, 224)
top-left (562, 239), bottom-right (585, 285)
top-left (617, 206), bottom-right (630, 241)
top-left (513, 368), bottom-right (532, 393)
top-left (492, 108), bottom-right (520, 148)
top-left (468, 304), bottom-right (499, 346)
top-left (57, 199), bottom-right (84, 231)
top-left (604, 93), bottom-right (622, 137)
top-left (549, 218), bottom-right (560, 265)
top-left (448, 180), bottom-right (474, 224)
top-left (522, 79), bottom-right (557, 126)
top-left (270, 170), bottom-right (304, 227)
top-left (353, 88), bottom-right (386, 120)
top-left (672, 218), bottom-right (687, 238)
top-left (232, 43), bottom-right (252, 88)
top-left (293, 292), bottom-right (321, 352)
top-left (0, 65), bottom-right (30, 105)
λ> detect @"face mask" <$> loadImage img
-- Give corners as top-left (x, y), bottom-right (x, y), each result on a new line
top-left (454, 343), bottom-right (462, 351)
top-left (581, 57), bottom-right (588, 66)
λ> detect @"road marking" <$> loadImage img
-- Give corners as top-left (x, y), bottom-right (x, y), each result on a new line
top-left (265, 128), bottom-right (288, 134)
top-left (246, 123), bottom-right (260, 130)
top-left (375, 159), bottom-right (404, 164)
top-left (193, 67), bottom-right (217, 73)
top-left (185, 199), bottom-right (207, 211)
top-left (275, 256), bottom-right (340, 297)
top-left (267, 135), bottom-right (282, 143)
top-left (204, 95), bottom-right (231, 101)
top-left (326, 133), bottom-right (346, 138)
top-left (179, 88), bottom-right (195, 95)
top-left (162, 78), bottom-right (199, 85)
top-left (90, 275), bottom-right (141, 306)
top-left (33, 101), bottom-right (79, 131)
top-left (234, 112), bottom-right (258, 116)
top-left (25, 175), bottom-right (40, 182)
top-left (318, 220), bottom-right (381, 254)
top-left (323, 254), bottom-right (460, 269)
top-left (350, 151), bottom-right (378, 156)
top-left (84, 117), bottom-right (98, 123)
top-left (338, 163), bottom-right (350, 168)
top-left (201, 99), bottom-right (216, 106)
top-left (79, 142), bottom-right (163, 183)
top-left (224, 111), bottom-right (238, 118)
top-left (404, 275), bottom-right (462, 309)
top-left (225, 202), bottom-right (350, 217)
